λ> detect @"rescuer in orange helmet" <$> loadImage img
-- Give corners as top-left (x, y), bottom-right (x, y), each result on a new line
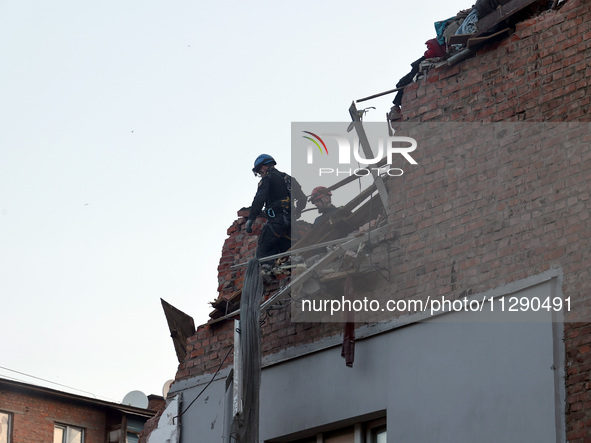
top-left (309, 186), bottom-right (338, 226)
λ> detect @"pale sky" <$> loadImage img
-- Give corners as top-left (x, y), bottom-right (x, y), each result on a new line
top-left (0, 0), bottom-right (473, 403)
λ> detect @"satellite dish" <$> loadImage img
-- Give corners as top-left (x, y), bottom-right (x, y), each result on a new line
top-left (162, 379), bottom-right (174, 398)
top-left (122, 390), bottom-right (149, 409)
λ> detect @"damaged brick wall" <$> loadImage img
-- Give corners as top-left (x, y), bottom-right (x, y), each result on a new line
top-left (216, 208), bottom-right (258, 300)
top-left (216, 209), bottom-right (312, 302)
top-left (173, 209), bottom-right (335, 383)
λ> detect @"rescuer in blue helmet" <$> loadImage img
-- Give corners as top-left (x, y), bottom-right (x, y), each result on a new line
top-left (251, 154), bottom-right (276, 175)
top-left (245, 154), bottom-right (307, 259)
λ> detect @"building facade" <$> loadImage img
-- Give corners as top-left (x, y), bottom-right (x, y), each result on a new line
top-left (143, 0), bottom-right (591, 441)
top-left (0, 378), bottom-right (160, 443)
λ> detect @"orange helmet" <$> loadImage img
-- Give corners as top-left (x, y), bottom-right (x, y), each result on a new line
top-left (310, 186), bottom-right (332, 203)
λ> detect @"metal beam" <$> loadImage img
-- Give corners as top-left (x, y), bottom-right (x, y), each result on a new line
top-left (230, 236), bottom-right (355, 269)
top-left (356, 86), bottom-right (403, 103)
top-left (348, 102), bottom-right (391, 217)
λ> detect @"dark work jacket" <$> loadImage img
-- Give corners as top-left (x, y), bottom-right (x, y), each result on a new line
top-left (248, 168), bottom-right (306, 222)
top-left (313, 205), bottom-right (357, 238)
top-left (313, 204), bottom-right (338, 226)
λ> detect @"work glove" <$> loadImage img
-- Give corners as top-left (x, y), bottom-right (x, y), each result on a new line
top-left (245, 219), bottom-right (253, 234)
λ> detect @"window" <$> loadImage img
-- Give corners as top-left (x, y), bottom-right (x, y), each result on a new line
top-left (283, 417), bottom-right (386, 443)
top-left (368, 424), bottom-right (386, 443)
top-left (125, 417), bottom-right (144, 443)
top-left (53, 424), bottom-right (84, 443)
top-left (0, 411), bottom-right (11, 443)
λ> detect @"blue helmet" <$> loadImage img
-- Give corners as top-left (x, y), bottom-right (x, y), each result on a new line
top-left (252, 154), bottom-right (276, 174)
